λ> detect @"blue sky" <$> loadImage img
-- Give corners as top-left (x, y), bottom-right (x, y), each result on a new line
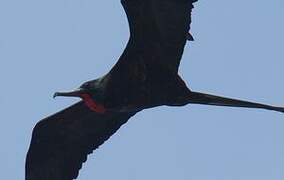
top-left (1, 0), bottom-right (284, 180)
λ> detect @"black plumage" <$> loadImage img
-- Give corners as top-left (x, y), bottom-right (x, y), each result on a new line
top-left (26, 102), bottom-right (136, 180)
top-left (26, 0), bottom-right (284, 179)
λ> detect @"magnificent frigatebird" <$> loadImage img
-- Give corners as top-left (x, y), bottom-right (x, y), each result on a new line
top-left (25, 0), bottom-right (284, 179)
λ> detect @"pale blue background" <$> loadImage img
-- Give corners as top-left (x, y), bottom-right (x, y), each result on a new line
top-left (1, 0), bottom-right (284, 180)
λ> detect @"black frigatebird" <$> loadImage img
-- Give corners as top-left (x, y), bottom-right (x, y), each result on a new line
top-left (25, 0), bottom-right (284, 179)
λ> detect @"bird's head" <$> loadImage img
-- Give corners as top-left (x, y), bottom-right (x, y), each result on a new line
top-left (53, 79), bottom-right (106, 113)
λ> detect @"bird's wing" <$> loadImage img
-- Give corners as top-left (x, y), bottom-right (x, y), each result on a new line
top-left (112, 0), bottom-right (197, 74)
top-left (25, 101), bottom-right (136, 180)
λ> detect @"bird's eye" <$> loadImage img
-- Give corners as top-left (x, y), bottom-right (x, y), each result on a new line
top-left (81, 82), bottom-right (90, 89)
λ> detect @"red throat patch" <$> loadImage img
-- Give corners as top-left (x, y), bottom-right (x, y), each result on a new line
top-left (80, 94), bottom-right (106, 113)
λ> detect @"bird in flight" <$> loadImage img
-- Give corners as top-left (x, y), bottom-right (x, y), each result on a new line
top-left (25, 0), bottom-right (284, 179)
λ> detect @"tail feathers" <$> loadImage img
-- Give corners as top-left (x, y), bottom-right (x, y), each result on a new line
top-left (187, 91), bottom-right (284, 113)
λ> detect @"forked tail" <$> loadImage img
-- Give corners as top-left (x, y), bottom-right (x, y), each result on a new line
top-left (187, 91), bottom-right (284, 113)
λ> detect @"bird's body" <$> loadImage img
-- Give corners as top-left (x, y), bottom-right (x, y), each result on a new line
top-left (96, 0), bottom-right (196, 111)
top-left (94, 72), bottom-right (189, 112)
top-left (25, 0), bottom-right (284, 180)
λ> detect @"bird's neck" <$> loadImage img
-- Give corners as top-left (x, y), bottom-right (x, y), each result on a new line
top-left (81, 94), bottom-right (106, 113)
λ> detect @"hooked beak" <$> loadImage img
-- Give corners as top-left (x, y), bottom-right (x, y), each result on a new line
top-left (53, 88), bottom-right (86, 98)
